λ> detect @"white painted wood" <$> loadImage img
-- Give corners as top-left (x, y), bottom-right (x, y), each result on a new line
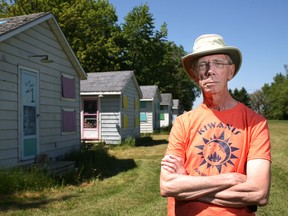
top-left (0, 16), bottom-right (84, 168)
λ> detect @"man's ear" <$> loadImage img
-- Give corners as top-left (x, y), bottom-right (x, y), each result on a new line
top-left (228, 64), bottom-right (235, 81)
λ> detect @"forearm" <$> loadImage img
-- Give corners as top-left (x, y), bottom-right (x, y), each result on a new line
top-left (160, 169), bottom-right (244, 200)
top-left (174, 184), bottom-right (230, 200)
top-left (207, 181), bottom-right (269, 206)
top-left (197, 160), bottom-right (271, 207)
top-left (160, 154), bottom-right (246, 200)
top-left (197, 183), bottom-right (263, 208)
top-left (197, 186), bottom-right (253, 208)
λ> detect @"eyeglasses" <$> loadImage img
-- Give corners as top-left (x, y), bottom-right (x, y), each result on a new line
top-left (196, 61), bottom-right (232, 72)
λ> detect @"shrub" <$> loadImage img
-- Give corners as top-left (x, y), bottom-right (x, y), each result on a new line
top-left (121, 136), bottom-right (136, 147)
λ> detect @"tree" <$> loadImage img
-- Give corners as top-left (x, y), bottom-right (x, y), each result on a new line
top-left (56, 0), bottom-right (122, 72)
top-left (249, 90), bottom-right (267, 116)
top-left (121, 4), bottom-right (199, 110)
top-left (163, 43), bottom-right (200, 110)
top-left (121, 3), bottom-right (159, 83)
top-left (229, 87), bottom-right (250, 107)
top-left (0, 0), bottom-right (123, 72)
top-left (261, 69), bottom-right (288, 119)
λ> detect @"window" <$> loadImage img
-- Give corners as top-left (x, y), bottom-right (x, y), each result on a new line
top-left (122, 114), bottom-right (128, 128)
top-left (140, 101), bottom-right (147, 109)
top-left (123, 95), bottom-right (128, 109)
top-left (160, 105), bottom-right (168, 111)
top-left (61, 74), bottom-right (75, 99)
top-left (134, 97), bottom-right (139, 110)
top-left (160, 113), bottom-right (165, 120)
top-left (83, 100), bottom-right (97, 128)
top-left (62, 109), bottom-right (76, 133)
top-left (140, 112), bottom-right (147, 122)
top-left (135, 115), bottom-right (139, 127)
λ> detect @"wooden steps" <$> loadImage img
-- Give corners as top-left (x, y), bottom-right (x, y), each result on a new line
top-left (35, 154), bottom-right (75, 177)
top-left (43, 161), bottom-right (76, 176)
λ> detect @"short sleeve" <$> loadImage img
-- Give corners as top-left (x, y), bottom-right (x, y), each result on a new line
top-left (165, 116), bottom-right (188, 159)
top-left (248, 119), bottom-right (271, 162)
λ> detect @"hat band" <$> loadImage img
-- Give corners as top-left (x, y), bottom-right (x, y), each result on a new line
top-left (194, 44), bottom-right (225, 53)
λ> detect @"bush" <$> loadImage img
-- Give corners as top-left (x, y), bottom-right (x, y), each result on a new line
top-left (121, 136), bottom-right (136, 147)
top-left (153, 125), bottom-right (172, 134)
top-left (63, 142), bottom-right (132, 183)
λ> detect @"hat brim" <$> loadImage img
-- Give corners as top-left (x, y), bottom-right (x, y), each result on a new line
top-left (182, 46), bottom-right (242, 81)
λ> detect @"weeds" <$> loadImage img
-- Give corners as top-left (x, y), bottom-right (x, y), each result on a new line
top-left (0, 141), bottom-right (136, 195)
top-left (0, 166), bottom-right (56, 195)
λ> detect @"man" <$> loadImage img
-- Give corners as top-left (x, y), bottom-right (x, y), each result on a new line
top-left (160, 34), bottom-right (271, 216)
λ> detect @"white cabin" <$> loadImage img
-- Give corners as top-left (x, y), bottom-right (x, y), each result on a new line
top-left (160, 93), bottom-right (173, 128)
top-left (0, 12), bottom-right (87, 168)
top-left (139, 85), bottom-right (162, 133)
top-left (80, 71), bottom-right (142, 144)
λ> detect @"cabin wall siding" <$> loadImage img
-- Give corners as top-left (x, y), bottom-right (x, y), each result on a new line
top-left (140, 101), bottom-right (154, 133)
top-left (121, 78), bottom-right (141, 140)
top-left (100, 96), bottom-right (121, 144)
top-left (140, 112), bottom-right (153, 133)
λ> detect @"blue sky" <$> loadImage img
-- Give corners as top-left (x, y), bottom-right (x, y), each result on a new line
top-left (109, 0), bottom-right (288, 107)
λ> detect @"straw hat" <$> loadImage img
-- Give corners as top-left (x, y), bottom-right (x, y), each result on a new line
top-left (182, 34), bottom-right (242, 81)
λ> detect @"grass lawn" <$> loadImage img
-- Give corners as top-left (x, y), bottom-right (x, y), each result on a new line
top-left (0, 121), bottom-right (287, 215)
top-left (256, 120), bottom-right (288, 216)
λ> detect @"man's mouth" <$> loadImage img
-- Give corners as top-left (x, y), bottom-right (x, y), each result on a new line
top-left (204, 81), bottom-right (215, 86)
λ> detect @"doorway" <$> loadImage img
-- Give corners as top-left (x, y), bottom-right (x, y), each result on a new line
top-left (20, 67), bottom-right (39, 160)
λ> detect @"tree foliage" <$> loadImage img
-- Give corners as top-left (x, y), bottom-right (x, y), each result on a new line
top-left (249, 90), bottom-right (267, 116)
top-left (229, 87), bottom-right (250, 107)
top-left (0, 0), bottom-right (200, 110)
top-left (261, 70), bottom-right (288, 119)
top-left (1, 0), bottom-right (123, 72)
top-left (248, 65), bottom-right (288, 119)
top-left (120, 4), bottom-right (199, 110)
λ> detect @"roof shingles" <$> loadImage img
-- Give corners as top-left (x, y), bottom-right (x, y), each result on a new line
top-left (80, 71), bottom-right (134, 92)
top-left (140, 85), bottom-right (159, 99)
top-left (160, 93), bottom-right (172, 105)
top-left (0, 12), bottom-right (48, 35)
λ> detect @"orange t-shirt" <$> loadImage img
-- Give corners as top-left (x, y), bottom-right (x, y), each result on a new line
top-left (165, 103), bottom-right (271, 216)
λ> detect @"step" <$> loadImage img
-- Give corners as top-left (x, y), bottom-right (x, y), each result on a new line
top-left (44, 161), bottom-right (76, 176)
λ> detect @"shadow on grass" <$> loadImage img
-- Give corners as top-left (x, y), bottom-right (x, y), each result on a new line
top-left (0, 148), bottom-right (137, 212)
top-left (0, 194), bottom-right (79, 212)
top-left (64, 147), bottom-right (137, 182)
top-left (0, 136), bottom-right (167, 211)
top-left (135, 136), bottom-right (168, 147)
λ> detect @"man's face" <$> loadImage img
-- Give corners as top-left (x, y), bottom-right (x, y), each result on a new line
top-left (191, 54), bottom-right (235, 94)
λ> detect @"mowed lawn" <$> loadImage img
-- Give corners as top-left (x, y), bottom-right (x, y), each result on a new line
top-left (1, 121), bottom-right (287, 216)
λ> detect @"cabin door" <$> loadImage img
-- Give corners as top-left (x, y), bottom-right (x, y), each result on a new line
top-left (82, 99), bottom-right (99, 140)
top-left (20, 68), bottom-right (39, 160)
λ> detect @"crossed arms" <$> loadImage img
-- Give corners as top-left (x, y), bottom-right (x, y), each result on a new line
top-left (160, 154), bottom-right (271, 208)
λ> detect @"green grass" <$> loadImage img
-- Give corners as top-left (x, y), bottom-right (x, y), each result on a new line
top-left (0, 122), bottom-right (287, 215)
top-left (256, 120), bottom-right (288, 216)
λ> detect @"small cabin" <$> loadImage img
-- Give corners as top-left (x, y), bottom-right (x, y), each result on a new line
top-left (160, 93), bottom-right (173, 128)
top-left (0, 12), bottom-right (87, 168)
top-left (80, 71), bottom-right (142, 144)
top-left (172, 99), bottom-right (180, 123)
top-left (139, 85), bottom-right (162, 133)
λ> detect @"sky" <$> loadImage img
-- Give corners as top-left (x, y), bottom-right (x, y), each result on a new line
top-left (108, 0), bottom-right (288, 108)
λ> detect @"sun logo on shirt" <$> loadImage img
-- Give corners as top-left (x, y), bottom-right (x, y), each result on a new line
top-left (195, 131), bottom-right (239, 173)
